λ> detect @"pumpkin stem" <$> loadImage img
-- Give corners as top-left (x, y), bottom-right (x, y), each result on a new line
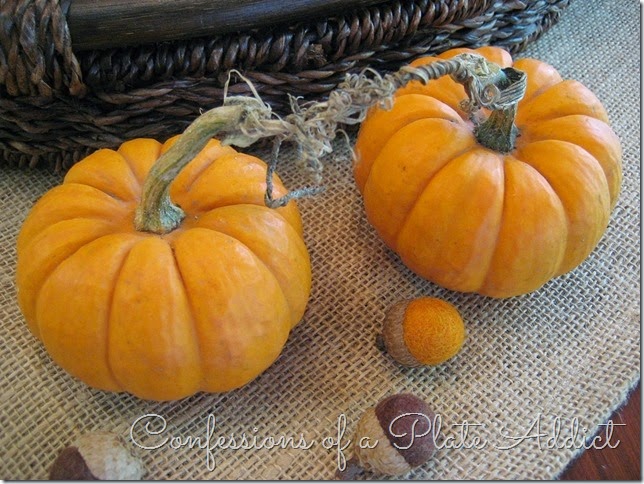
top-left (134, 100), bottom-right (272, 234)
top-left (472, 67), bottom-right (527, 153)
top-left (403, 55), bottom-right (526, 152)
top-left (475, 104), bottom-right (519, 153)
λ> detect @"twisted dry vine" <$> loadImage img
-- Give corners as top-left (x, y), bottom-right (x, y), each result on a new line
top-left (135, 53), bottom-right (527, 234)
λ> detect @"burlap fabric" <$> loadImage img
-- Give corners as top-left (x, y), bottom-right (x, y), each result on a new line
top-left (1, 0), bottom-right (640, 480)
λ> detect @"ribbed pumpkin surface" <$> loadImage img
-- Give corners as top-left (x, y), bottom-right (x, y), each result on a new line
top-left (354, 46), bottom-right (622, 297)
top-left (17, 137), bottom-right (311, 400)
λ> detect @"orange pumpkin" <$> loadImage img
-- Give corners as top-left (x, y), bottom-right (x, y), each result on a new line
top-left (354, 46), bottom-right (622, 298)
top-left (17, 133), bottom-right (311, 400)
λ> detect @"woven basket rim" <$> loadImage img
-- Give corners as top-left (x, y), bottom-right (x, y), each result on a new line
top-left (0, 0), bottom-right (572, 170)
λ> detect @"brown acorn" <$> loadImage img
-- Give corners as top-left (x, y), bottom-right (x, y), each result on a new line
top-left (49, 432), bottom-right (145, 480)
top-left (337, 393), bottom-right (437, 478)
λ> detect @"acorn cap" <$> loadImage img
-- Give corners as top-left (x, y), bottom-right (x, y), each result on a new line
top-left (50, 432), bottom-right (145, 480)
top-left (353, 393), bottom-right (436, 476)
top-left (381, 300), bottom-right (423, 367)
top-left (49, 447), bottom-right (99, 480)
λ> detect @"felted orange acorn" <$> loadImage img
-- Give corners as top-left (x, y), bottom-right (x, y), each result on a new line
top-left (381, 297), bottom-right (465, 367)
top-left (337, 393), bottom-right (437, 479)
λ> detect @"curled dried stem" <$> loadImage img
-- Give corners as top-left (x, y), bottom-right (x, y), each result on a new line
top-left (225, 53), bottom-right (526, 207)
top-left (135, 54), bottom-right (527, 233)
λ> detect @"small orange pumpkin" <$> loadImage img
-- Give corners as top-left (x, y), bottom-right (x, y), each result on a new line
top-left (17, 123), bottom-right (311, 400)
top-left (354, 46), bottom-right (622, 298)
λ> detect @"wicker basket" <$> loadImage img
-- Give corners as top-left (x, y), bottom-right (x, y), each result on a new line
top-left (1, 0), bottom-right (571, 171)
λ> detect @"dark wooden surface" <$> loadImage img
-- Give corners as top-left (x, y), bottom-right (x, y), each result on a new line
top-left (67, 0), bottom-right (387, 50)
top-left (559, 382), bottom-right (641, 480)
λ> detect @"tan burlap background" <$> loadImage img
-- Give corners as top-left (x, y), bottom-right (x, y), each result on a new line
top-left (1, 0), bottom-right (640, 480)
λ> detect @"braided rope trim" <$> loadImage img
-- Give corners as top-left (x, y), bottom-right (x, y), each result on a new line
top-left (0, 0), bottom-right (86, 97)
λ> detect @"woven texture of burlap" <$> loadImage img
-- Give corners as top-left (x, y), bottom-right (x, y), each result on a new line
top-left (1, 0), bottom-right (640, 480)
